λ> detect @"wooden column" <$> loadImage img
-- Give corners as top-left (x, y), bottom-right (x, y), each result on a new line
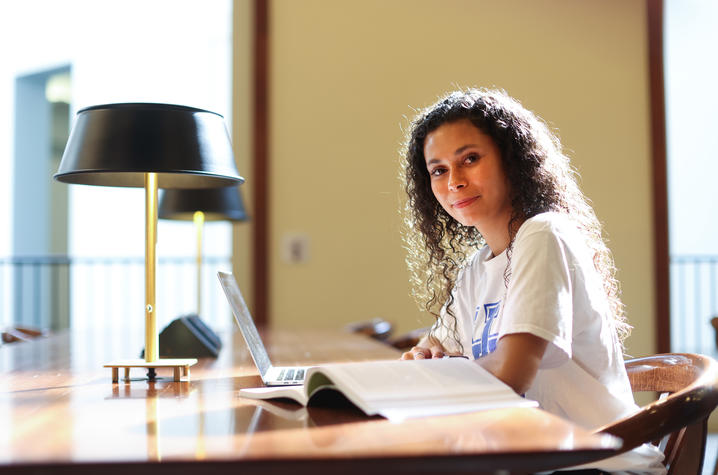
top-left (252, 0), bottom-right (269, 326)
top-left (647, 0), bottom-right (670, 353)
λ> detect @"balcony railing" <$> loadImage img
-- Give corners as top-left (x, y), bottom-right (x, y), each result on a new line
top-left (0, 255), bottom-right (235, 338)
top-left (670, 255), bottom-right (718, 355)
top-left (4, 254), bottom-right (717, 355)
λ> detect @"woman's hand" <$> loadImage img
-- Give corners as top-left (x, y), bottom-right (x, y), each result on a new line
top-left (400, 344), bottom-right (447, 360)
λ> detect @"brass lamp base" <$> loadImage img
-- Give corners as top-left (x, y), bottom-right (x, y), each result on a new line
top-left (104, 358), bottom-right (198, 383)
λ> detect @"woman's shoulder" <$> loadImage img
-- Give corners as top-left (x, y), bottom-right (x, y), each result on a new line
top-left (514, 211), bottom-right (589, 261)
top-left (516, 211), bottom-right (575, 241)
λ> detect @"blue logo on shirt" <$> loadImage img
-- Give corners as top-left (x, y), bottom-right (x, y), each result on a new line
top-left (472, 302), bottom-right (500, 358)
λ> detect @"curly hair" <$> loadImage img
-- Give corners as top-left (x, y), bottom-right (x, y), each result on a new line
top-left (401, 88), bottom-right (630, 349)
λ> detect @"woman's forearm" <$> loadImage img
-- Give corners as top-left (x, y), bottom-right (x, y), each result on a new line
top-left (476, 333), bottom-right (548, 394)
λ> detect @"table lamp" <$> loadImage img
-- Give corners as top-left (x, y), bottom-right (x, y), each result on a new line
top-left (54, 103), bottom-right (244, 383)
top-left (159, 186), bottom-right (248, 317)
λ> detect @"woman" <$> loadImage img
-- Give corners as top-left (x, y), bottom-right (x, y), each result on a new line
top-left (400, 88), bottom-right (664, 474)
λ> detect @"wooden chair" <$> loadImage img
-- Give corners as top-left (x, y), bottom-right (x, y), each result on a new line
top-left (388, 326), bottom-right (430, 351)
top-left (595, 353), bottom-right (718, 474)
top-left (710, 316), bottom-right (718, 346)
top-left (345, 318), bottom-right (394, 342)
top-left (1, 326), bottom-right (48, 344)
top-left (347, 321), bottom-right (430, 351)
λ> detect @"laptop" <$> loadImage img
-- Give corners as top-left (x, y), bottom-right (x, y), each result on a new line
top-left (217, 271), bottom-right (308, 386)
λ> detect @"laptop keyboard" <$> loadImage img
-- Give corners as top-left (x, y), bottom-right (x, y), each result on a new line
top-left (278, 368), bottom-right (305, 382)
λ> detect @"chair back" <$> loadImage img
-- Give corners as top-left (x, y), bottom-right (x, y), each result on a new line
top-left (389, 326), bottom-right (431, 351)
top-left (595, 353), bottom-right (718, 475)
top-left (345, 318), bottom-right (394, 341)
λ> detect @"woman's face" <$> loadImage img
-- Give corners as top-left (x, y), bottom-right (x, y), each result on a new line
top-left (424, 119), bottom-right (513, 232)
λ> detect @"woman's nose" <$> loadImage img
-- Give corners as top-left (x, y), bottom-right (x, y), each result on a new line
top-left (448, 169), bottom-right (466, 191)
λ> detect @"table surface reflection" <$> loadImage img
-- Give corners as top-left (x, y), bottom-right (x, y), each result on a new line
top-left (0, 328), bottom-right (620, 474)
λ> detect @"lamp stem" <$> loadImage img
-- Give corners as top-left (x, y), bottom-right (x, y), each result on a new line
top-left (145, 172), bottom-right (158, 362)
top-left (193, 211), bottom-right (205, 316)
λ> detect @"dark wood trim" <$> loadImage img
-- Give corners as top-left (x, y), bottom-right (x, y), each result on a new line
top-left (647, 0), bottom-right (670, 353)
top-left (252, 0), bottom-right (269, 327)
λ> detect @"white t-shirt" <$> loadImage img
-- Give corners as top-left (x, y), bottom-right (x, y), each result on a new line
top-left (433, 212), bottom-right (665, 474)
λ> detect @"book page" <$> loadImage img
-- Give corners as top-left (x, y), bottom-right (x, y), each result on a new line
top-left (239, 358), bottom-right (537, 422)
top-left (320, 358), bottom-right (508, 400)
top-left (317, 358), bottom-right (535, 420)
top-left (239, 385), bottom-right (308, 406)
top-left (380, 396), bottom-right (536, 422)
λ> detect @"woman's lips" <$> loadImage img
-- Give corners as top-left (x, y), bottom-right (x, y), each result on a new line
top-left (452, 196), bottom-right (479, 209)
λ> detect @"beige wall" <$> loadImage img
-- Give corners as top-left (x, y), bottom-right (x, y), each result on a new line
top-left (233, 0), bottom-right (656, 358)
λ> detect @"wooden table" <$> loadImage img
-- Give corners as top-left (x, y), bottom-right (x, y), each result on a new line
top-left (0, 327), bottom-right (620, 474)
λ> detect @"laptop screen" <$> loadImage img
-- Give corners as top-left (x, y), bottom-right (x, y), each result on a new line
top-left (217, 271), bottom-right (272, 376)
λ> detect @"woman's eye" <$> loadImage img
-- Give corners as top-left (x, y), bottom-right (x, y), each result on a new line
top-left (464, 153), bottom-right (479, 164)
top-left (430, 168), bottom-right (446, 177)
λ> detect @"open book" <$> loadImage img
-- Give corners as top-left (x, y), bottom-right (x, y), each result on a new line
top-left (239, 357), bottom-right (537, 422)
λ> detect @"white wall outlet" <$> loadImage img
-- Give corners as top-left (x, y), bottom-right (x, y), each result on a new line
top-left (282, 233), bottom-right (310, 263)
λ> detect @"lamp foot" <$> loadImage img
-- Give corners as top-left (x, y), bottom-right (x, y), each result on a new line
top-left (104, 358), bottom-right (198, 383)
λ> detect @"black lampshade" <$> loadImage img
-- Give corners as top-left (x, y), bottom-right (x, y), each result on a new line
top-left (54, 103), bottom-right (244, 188)
top-left (159, 186), bottom-right (248, 222)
